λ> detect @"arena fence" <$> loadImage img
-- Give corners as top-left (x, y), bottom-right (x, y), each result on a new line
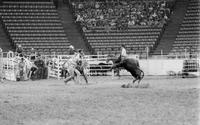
top-left (0, 51), bottom-right (199, 81)
top-left (1, 51), bottom-right (17, 81)
top-left (42, 54), bottom-right (114, 79)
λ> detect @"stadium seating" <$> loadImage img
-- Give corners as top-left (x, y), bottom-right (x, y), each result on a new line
top-left (71, 0), bottom-right (173, 57)
top-left (170, 0), bottom-right (200, 57)
top-left (83, 26), bottom-right (162, 56)
top-left (0, 1), bottom-right (70, 55)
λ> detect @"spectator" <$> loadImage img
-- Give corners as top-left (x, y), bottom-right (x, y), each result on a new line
top-left (69, 45), bottom-right (76, 55)
top-left (73, 0), bottom-right (173, 30)
top-left (120, 44), bottom-right (127, 59)
top-left (18, 58), bottom-right (26, 81)
top-left (16, 44), bottom-right (24, 57)
top-left (30, 48), bottom-right (36, 61)
top-left (33, 54), bottom-right (47, 80)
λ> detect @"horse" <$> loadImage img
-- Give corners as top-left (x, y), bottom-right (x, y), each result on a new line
top-left (108, 55), bottom-right (144, 86)
top-left (106, 55), bottom-right (121, 77)
top-left (62, 53), bottom-right (89, 84)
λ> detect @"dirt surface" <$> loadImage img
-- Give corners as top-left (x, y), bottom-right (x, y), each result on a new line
top-left (0, 76), bottom-right (199, 125)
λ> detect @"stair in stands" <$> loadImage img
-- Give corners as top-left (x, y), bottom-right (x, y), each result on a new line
top-left (152, 0), bottom-right (189, 55)
top-left (57, 2), bottom-right (91, 54)
top-left (0, 20), bottom-right (13, 51)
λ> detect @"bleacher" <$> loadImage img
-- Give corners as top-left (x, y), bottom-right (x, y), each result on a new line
top-left (71, 0), bottom-right (174, 57)
top-left (170, 0), bottom-right (200, 57)
top-left (0, 1), bottom-right (70, 55)
top-left (84, 26), bottom-right (163, 56)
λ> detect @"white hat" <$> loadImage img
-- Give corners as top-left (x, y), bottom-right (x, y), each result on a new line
top-left (69, 45), bottom-right (74, 49)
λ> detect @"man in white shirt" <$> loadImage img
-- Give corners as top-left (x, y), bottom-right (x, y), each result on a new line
top-left (117, 44), bottom-right (127, 63)
top-left (121, 44), bottom-right (127, 59)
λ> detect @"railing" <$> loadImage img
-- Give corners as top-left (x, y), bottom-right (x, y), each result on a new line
top-left (150, 53), bottom-right (200, 60)
top-left (41, 54), bottom-right (114, 79)
top-left (0, 51), bottom-right (17, 81)
top-left (0, 50), bottom-right (199, 80)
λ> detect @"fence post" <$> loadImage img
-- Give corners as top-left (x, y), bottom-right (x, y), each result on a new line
top-left (57, 56), bottom-right (61, 80)
top-left (146, 46), bottom-right (149, 59)
top-left (111, 69), bottom-right (114, 79)
top-left (0, 49), bottom-right (3, 82)
top-left (161, 50), bottom-right (163, 58)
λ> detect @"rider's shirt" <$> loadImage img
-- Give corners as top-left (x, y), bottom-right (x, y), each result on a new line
top-left (121, 47), bottom-right (127, 57)
top-left (68, 54), bottom-right (80, 68)
top-left (68, 58), bottom-right (77, 68)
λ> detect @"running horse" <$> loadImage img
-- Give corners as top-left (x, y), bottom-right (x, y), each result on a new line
top-left (62, 53), bottom-right (88, 84)
top-left (108, 55), bottom-right (144, 86)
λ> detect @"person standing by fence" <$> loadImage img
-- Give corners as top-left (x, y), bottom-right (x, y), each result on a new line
top-left (18, 58), bottom-right (26, 81)
top-left (16, 44), bottom-right (24, 57)
top-left (0, 48), bottom-right (4, 82)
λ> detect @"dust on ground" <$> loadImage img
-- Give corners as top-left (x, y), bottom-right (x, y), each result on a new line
top-left (0, 76), bottom-right (199, 125)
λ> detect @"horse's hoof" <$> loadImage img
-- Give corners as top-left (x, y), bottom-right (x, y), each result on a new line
top-left (127, 83), bottom-right (133, 88)
top-left (64, 81), bottom-right (68, 85)
top-left (121, 84), bottom-right (126, 88)
top-left (134, 85), bottom-right (139, 88)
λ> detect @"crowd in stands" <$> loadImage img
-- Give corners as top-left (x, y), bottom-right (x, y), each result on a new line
top-left (72, 0), bottom-right (174, 30)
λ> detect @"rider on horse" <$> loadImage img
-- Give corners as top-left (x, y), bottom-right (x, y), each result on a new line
top-left (64, 52), bottom-right (82, 84)
top-left (116, 44), bottom-right (127, 63)
top-left (64, 47), bottom-right (88, 84)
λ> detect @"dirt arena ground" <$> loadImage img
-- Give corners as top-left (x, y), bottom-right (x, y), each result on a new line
top-left (0, 76), bottom-right (199, 125)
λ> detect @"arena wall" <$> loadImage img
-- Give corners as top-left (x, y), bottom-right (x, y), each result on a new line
top-left (140, 59), bottom-right (184, 76)
top-left (119, 59), bottom-right (200, 76)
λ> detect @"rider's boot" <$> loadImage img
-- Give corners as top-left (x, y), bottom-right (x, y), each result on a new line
top-left (64, 76), bottom-right (73, 85)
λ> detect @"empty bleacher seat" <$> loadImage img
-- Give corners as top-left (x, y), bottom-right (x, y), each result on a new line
top-left (0, 1), bottom-right (71, 55)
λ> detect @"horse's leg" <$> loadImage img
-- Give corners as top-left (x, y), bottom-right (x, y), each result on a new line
top-left (136, 68), bottom-right (144, 86)
top-left (74, 69), bottom-right (81, 84)
top-left (123, 78), bottom-right (137, 88)
top-left (131, 73), bottom-right (139, 87)
top-left (132, 79), bottom-right (137, 84)
top-left (117, 68), bottom-right (120, 79)
top-left (137, 79), bottom-right (141, 85)
top-left (64, 68), bottom-right (75, 85)
top-left (28, 70), bottom-right (32, 79)
top-left (64, 76), bottom-right (74, 84)
top-left (24, 69), bottom-right (29, 80)
top-left (64, 70), bottom-right (68, 78)
top-left (82, 69), bottom-right (88, 84)
top-left (61, 69), bottom-right (64, 78)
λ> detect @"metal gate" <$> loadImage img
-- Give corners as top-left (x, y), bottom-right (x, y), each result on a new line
top-left (182, 59), bottom-right (200, 77)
